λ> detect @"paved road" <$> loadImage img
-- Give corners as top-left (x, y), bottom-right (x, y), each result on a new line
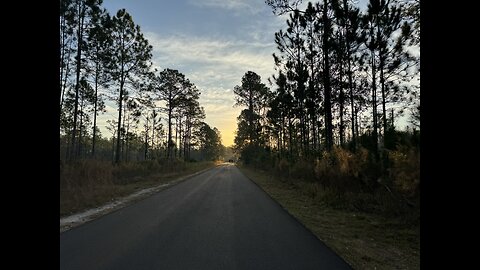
top-left (60, 164), bottom-right (352, 270)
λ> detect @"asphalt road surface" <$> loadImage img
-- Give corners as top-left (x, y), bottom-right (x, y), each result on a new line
top-left (60, 164), bottom-right (352, 270)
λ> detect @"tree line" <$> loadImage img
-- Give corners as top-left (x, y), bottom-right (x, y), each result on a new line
top-left (234, 0), bottom-right (419, 169)
top-left (60, 0), bottom-right (223, 163)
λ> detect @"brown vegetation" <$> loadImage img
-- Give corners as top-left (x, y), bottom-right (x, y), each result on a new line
top-left (60, 159), bottom-right (215, 216)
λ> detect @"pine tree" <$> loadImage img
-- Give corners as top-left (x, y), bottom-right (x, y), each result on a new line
top-left (86, 7), bottom-right (110, 157)
top-left (107, 9), bottom-right (152, 164)
top-left (154, 69), bottom-right (198, 159)
top-left (68, 0), bottom-right (104, 161)
top-left (233, 71), bottom-right (269, 147)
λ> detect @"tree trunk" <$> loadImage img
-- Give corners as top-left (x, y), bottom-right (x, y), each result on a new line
top-left (115, 76), bottom-right (124, 164)
top-left (92, 61), bottom-right (99, 158)
top-left (111, 137), bottom-right (116, 163)
top-left (125, 111), bottom-right (130, 162)
top-left (60, 58), bottom-right (70, 113)
top-left (60, 16), bottom-right (72, 114)
top-left (288, 116), bottom-right (293, 158)
top-left (121, 102), bottom-right (127, 161)
top-left (70, 2), bottom-right (85, 162)
top-left (371, 48), bottom-right (379, 158)
top-left (60, 16), bottom-right (66, 107)
top-left (175, 117), bottom-right (178, 158)
top-left (390, 108), bottom-right (394, 129)
top-left (144, 117), bottom-right (149, 160)
top-left (281, 116), bottom-right (286, 156)
top-left (339, 58), bottom-right (345, 146)
top-left (78, 98), bottom-right (84, 159)
top-left (322, 4), bottom-right (333, 151)
top-left (347, 58), bottom-right (355, 150)
top-left (151, 113), bottom-right (155, 158)
top-left (167, 106), bottom-right (173, 159)
top-left (248, 88), bottom-right (254, 144)
top-left (380, 55), bottom-right (387, 144)
top-left (355, 106), bottom-right (360, 139)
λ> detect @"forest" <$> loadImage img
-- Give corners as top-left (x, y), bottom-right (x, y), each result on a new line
top-left (60, 0), bottom-right (224, 215)
top-left (233, 0), bottom-right (420, 222)
top-left (60, 0), bottom-right (224, 164)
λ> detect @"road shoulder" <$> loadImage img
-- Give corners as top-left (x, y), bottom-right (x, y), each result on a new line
top-left (60, 164), bottom-right (220, 233)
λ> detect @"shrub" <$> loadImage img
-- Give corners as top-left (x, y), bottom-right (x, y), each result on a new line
top-left (275, 158), bottom-right (290, 177)
top-left (313, 147), bottom-right (375, 192)
top-left (289, 159), bottom-right (315, 182)
top-left (388, 145), bottom-right (420, 199)
top-left (60, 160), bottom-right (114, 189)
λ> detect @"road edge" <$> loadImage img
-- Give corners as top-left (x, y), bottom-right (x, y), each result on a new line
top-left (235, 165), bottom-right (354, 270)
top-left (60, 164), bottom-right (221, 234)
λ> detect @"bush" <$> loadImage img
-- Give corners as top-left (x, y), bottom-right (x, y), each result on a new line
top-left (275, 158), bottom-right (290, 176)
top-left (388, 145), bottom-right (420, 199)
top-left (289, 159), bottom-right (315, 182)
top-left (314, 147), bottom-right (375, 192)
top-left (60, 160), bottom-right (114, 189)
top-left (240, 142), bottom-right (420, 223)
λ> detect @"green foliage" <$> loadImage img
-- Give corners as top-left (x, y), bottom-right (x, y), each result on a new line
top-left (238, 144), bottom-right (270, 167)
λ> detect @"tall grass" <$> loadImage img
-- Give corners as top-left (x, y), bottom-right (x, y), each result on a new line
top-left (60, 159), bottom-right (214, 216)
top-left (248, 146), bottom-right (420, 223)
top-left (60, 160), bottom-right (116, 215)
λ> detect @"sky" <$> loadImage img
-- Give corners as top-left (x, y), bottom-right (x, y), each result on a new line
top-left (97, 0), bottom-right (415, 147)
top-left (99, 0), bottom-right (289, 147)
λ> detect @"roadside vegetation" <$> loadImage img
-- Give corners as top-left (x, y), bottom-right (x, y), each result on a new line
top-left (233, 0), bottom-right (420, 269)
top-left (238, 144), bottom-right (420, 269)
top-left (60, 160), bottom-right (218, 216)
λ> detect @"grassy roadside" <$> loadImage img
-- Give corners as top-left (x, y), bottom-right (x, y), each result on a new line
top-left (238, 165), bottom-right (419, 270)
top-left (60, 160), bottom-right (218, 217)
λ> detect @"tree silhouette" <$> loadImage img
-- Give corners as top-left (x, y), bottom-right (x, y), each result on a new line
top-left (68, 0), bottom-right (104, 161)
top-left (234, 71), bottom-right (269, 147)
top-left (197, 122), bottom-right (223, 161)
top-left (107, 9), bottom-right (152, 164)
top-left (85, 7), bottom-right (110, 157)
top-left (153, 69), bottom-right (202, 160)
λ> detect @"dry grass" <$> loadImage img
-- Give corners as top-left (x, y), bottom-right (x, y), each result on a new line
top-left (388, 146), bottom-right (420, 198)
top-left (238, 165), bottom-right (420, 270)
top-left (60, 159), bottom-right (216, 216)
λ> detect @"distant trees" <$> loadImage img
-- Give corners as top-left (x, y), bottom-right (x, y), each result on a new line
top-left (233, 71), bottom-right (270, 163)
top-left (197, 122), bottom-right (223, 161)
top-left (153, 68), bottom-right (205, 160)
top-left (233, 71), bottom-right (269, 147)
top-left (60, 1), bottom-right (222, 163)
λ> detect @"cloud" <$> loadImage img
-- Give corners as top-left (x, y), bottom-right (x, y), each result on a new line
top-left (144, 32), bottom-right (276, 97)
top-left (141, 32), bottom-right (277, 145)
top-left (187, 0), bottom-right (267, 15)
